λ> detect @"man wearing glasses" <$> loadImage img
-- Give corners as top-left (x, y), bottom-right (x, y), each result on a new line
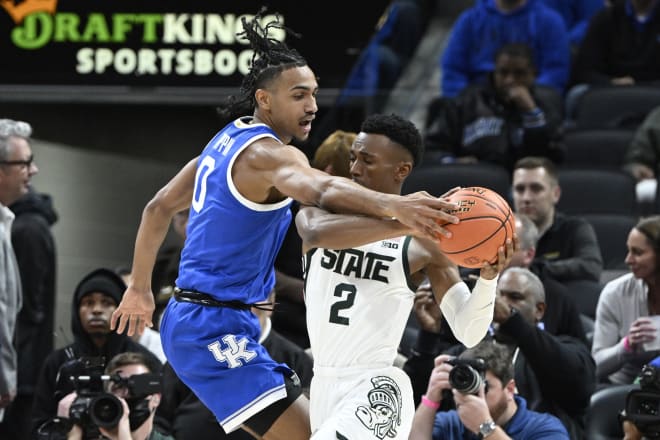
top-left (0, 119), bottom-right (38, 436)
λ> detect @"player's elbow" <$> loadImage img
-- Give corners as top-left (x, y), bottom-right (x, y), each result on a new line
top-left (144, 188), bottom-right (179, 219)
top-left (297, 223), bottom-right (323, 249)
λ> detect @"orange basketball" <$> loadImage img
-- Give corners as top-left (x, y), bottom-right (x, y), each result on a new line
top-left (437, 187), bottom-right (515, 268)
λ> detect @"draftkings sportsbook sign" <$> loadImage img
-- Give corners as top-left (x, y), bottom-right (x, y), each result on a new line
top-left (0, 0), bottom-right (382, 88)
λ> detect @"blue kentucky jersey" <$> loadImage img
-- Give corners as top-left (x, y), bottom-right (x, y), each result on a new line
top-left (177, 117), bottom-right (292, 303)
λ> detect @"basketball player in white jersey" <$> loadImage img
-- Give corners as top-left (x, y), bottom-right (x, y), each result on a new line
top-left (296, 114), bottom-right (516, 439)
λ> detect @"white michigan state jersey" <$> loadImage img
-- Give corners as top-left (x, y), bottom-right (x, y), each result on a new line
top-left (303, 236), bottom-right (416, 369)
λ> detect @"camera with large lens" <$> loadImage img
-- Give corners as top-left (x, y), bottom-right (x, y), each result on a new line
top-left (625, 363), bottom-right (660, 439)
top-left (447, 356), bottom-right (487, 395)
top-left (67, 357), bottom-right (123, 437)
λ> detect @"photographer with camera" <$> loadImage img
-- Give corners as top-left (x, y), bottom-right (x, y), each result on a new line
top-left (405, 267), bottom-right (595, 439)
top-left (31, 268), bottom-right (163, 438)
top-left (409, 340), bottom-right (569, 439)
top-left (54, 351), bottom-right (170, 440)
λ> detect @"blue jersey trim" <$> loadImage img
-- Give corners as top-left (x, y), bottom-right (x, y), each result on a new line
top-left (225, 133), bottom-right (293, 212)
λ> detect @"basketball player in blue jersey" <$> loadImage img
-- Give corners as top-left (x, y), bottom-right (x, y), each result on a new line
top-left (110, 11), bottom-right (462, 440)
top-left (296, 114), bottom-right (516, 439)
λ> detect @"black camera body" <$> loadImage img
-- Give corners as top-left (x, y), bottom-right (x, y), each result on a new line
top-left (66, 357), bottom-right (123, 437)
top-left (49, 356), bottom-right (161, 438)
top-left (626, 364), bottom-right (660, 439)
top-left (447, 357), bottom-right (488, 395)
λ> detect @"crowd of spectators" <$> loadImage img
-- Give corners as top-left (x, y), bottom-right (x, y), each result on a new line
top-left (4, 1), bottom-right (660, 439)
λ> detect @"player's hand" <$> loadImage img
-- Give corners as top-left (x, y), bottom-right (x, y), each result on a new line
top-left (479, 235), bottom-right (518, 280)
top-left (110, 285), bottom-right (155, 337)
top-left (413, 284), bottom-right (443, 333)
top-left (390, 191), bottom-right (459, 240)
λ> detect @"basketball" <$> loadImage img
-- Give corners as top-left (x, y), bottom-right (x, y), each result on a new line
top-left (437, 187), bottom-right (515, 268)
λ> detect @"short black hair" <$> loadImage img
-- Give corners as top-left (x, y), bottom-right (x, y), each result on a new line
top-left (360, 113), bottom-right (423, 166)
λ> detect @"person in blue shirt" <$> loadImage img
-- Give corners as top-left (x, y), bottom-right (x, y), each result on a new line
top-left (539, 0), bottom-right (604, 47)
top-left (110, 10), bottom-right (459, 440)
top-left (409, 340), bottom-right (569, 440)
top-left (440, 0), bottom-right (571, 98)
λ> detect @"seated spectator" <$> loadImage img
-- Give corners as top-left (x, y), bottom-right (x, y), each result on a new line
top-left (592, 215), bottom-right (660, 385)
top-left (623, 105), bottom-right (660, 204)
top-left (513, 156), bottom-right (603, 282)
top-left (425, 43), bottom-right (563, 169)
top-left (31, 268), bottom-right (163, 437)
top-left (510, 214), bottom-right (586, 341)
top-left (404, 267), bottom-right (596, 439)
top-left (540, 0), bottom-right (604, 47)
top-left (409, 340), bottom-right (569, 440)
top-left (155, 290), bottom-right (313, 439)
top-left (50, 351), bottom-right (169, 440)
top-left (572, 0), bottom-right (660, 88)
top-left (310, 130), bottom-right (355, 178)
top-left (339, 0), bottom-right (424, 108)
top-left (440, 0), bottom-right (570, 98)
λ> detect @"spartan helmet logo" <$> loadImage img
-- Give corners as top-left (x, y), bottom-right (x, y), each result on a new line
top-left (355, 376), bottom-right (402, 439)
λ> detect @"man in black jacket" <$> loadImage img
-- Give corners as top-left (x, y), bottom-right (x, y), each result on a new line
top-left (31, 268), bottom-right (163, 438)
top-left (513, 156), bottom-right (603, 283)
top-left (425, 43), bottom-right (563, 170)
top-left (1, 188), bottom-right (58, 440)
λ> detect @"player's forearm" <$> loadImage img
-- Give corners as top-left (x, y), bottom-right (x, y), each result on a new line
top-left (297, 211), bottom-right (409, 251)
top-left (439, 277), bottom-right (497, 348)
top-left (315, 175), bottom-right (398, 219)
top-left (129, 200), bottom-right (176, 292)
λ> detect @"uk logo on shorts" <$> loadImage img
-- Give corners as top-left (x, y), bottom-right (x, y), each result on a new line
top-left (207, 334), bottom-right (257, 368)
top-left (355, 376), bottom-right (403, 439)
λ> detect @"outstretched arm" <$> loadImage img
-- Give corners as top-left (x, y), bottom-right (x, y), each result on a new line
top-left (408, 237), bottom-right (515, 348)
top-left (296, 207), bottom-right (411, 254)
top-left (252, 143), bottom-right (459, 240)
top-left (111, 156), bottom-right (198, 336)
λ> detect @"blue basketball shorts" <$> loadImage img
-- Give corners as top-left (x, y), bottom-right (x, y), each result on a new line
top-left (159, 298), bottom-right (298, 433)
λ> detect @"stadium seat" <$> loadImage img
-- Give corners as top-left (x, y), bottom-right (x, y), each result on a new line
top-left (583, 214), bottom-right (637, 271)
top-left (557, 168), bottom-right (637, 216)
top-left (586, 384), bottom-right (639, 440)
top-left (563, 129), bottom-right (634, 169)
top-left (402, 163), bottom-right (511, 203)
top-left (563, 279), bottom-right (603, 320)
top-left (575, 86), bottom-right (660, 130)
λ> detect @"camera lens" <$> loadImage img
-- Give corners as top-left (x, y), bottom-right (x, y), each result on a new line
top-left (90, 394), bottom-right (123, 428)
top-left (449, 364), bottom-right (483, 395)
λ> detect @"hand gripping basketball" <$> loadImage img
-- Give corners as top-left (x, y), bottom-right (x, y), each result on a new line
top-left (436, 187), bottom-right (515, 268)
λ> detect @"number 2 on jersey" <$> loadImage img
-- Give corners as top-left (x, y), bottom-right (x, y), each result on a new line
top-left (329, 283), bottom-right (356, 325)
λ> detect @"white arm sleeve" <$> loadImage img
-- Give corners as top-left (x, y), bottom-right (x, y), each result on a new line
top-left (439, 276), bottom-right (498, 348)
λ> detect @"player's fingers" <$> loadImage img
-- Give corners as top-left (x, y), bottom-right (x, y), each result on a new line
top-left (127, 316), bottom-right (137, 337)
top-left (109, 309), bottom-right (119, 331)
top-left (115, 312), bottom-right (128, 334)
top-left (439, 186), bottom-right (461, 199)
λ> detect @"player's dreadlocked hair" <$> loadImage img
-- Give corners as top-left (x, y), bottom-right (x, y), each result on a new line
top-left (217, 10), bottom-right (308, 125)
